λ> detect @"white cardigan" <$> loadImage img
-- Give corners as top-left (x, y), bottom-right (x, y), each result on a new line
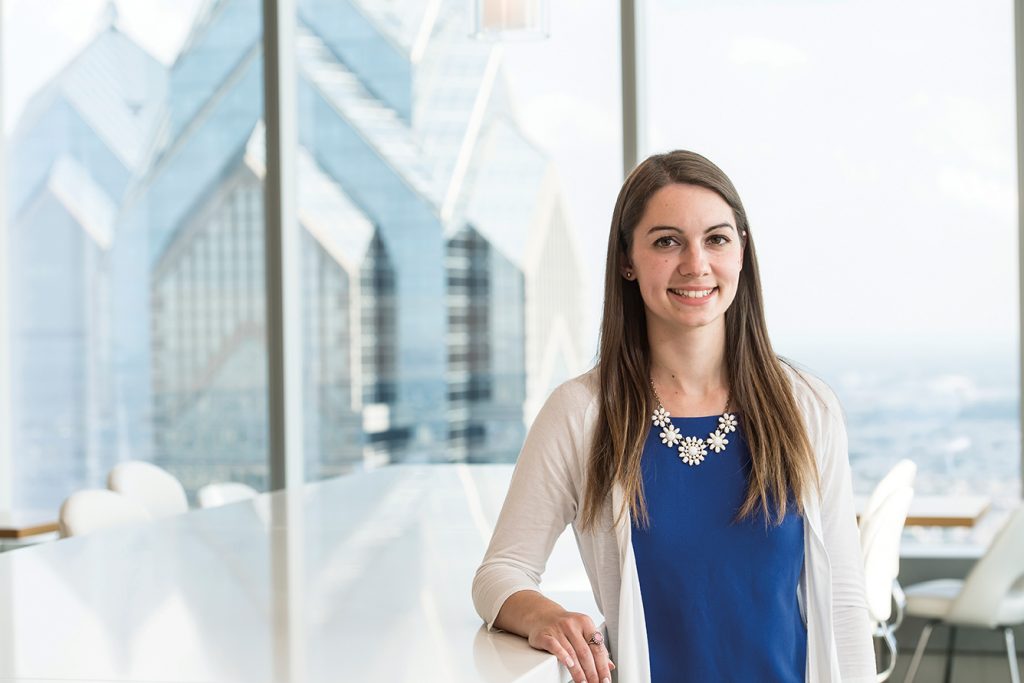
top-left (472, 365), bottom-right (877, 682)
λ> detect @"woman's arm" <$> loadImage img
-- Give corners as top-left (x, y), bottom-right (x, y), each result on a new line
top-left (816, 384), bottom-right (877, 681)
top-left (472, 381), bottom-right (614, 683)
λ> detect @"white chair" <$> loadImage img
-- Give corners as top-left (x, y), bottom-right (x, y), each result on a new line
top-left (196, 482), bottom-right (258, 508)
top-left (107, 461), bottom-right (188, 518)
top-left (58, 489), bottom-right (152, 538)
top-left (903, 503), bottom-right (1024, 683)
top-left (862, 460), bottom-right (918, 528)
top-left (861, 459), bottom-right (918, 633)
top-left (860, 487), bottom-right (915, 681)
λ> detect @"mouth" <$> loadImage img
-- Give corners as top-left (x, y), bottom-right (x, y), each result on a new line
top-left (668, 287), bottom-right (718, 302)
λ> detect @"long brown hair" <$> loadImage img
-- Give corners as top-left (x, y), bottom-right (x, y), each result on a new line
top-left (580, 150), bottom-right (820, 532)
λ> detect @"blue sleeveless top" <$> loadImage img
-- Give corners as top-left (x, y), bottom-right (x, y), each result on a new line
top-left (630, 414), bottom-right (807, 682)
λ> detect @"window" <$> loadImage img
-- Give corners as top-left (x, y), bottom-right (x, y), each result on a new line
top-left (3, 0), bottom-right (269, 506)
top-left (643, 0), bottom-right (1019, 545)
top-left (3, 0), bottom-right (621, 505)
top-left (296, 0), bottom-right (620, 472)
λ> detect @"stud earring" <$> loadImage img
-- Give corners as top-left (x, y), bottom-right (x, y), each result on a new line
top-left (625, 271), bottom-right (633, 279)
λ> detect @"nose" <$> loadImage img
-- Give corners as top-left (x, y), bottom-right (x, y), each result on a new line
top-left (677, 243), bottom-right (709, 278)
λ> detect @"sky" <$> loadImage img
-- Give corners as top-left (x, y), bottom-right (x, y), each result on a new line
top-left (3, 0), bottom-right (1018, 369)
top-left (640, 0), bottom-right (1018, 364)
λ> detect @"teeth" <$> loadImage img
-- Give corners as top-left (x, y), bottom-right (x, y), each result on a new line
top-left (671, 288), bottom-right (715, 298)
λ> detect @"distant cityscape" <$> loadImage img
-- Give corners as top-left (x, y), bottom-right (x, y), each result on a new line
top-left (803, 346), bottom-right (1019, 546)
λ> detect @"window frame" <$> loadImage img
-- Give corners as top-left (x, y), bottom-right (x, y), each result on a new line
top-left (0, 7), bottom-right (10, 510)
top-left (262, 0), bottom-right (303, 490)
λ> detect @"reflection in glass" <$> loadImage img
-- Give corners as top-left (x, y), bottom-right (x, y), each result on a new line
top-left (5, 0), bottom-right (269, 504)
top-left (297, 0), bottom-right (586, 470)
top-left (5, 0), bottom-right (597, 506)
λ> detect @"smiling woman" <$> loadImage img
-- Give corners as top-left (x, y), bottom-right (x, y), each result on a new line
top-left (473, 150), bottom-right (877, 682)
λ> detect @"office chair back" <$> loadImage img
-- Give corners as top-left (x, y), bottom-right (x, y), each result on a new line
top-left (860, 486), bottom-right (914, 623)
top-left (197, 482), bottom-right (258, 508)
top-left (947, 503), bottom-right (1024, 628)
top-left (58, 489), bottom-right (152, 538)
top-left (107, 461), bottom-right (188, 518)
top-left (860, 459), bottom-right (917, 530)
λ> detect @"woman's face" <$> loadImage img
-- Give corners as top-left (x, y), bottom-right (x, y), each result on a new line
top-left (623, 182), bottom-right (744, 335)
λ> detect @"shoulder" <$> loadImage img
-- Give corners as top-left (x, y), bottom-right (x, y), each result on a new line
top-left (520, 369), bottom-right (601, 479)
top-left (544, 366), bottom-right (602, 416)
top-left (528, 368), bottom-right (603, 455)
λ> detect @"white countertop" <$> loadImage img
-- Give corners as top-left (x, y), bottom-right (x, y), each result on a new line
top-left (0, 464), bottom-right (598, 683)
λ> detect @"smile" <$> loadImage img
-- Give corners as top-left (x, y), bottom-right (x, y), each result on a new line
top-left (668, 287), bottom-right (717, 300)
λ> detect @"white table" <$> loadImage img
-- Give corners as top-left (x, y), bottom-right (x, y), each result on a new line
top-left (0, 509), bottom-right (60, 552)
top-left (0, 464), bottom-right (596, 682)
top-left (854, 494), bottom-right (991, 527)
top-left (0, 509), bottom-right (59, 540)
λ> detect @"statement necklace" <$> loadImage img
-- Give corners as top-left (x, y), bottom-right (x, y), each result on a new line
top-left (649, 378), bottom-right (738, 466)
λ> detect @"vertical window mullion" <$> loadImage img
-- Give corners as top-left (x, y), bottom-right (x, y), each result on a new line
top-left (620, 0), bottom-right (639, 177)
top-left (0, 8), bottom-right (11, 511)
top-left (262, 0), bottom-right (304, 490)
top-left (1015, 0), bottom-right (1024, 500)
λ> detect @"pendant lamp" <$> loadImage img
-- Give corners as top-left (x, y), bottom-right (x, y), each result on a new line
top-left (472, 0), bottom-right (549, 40)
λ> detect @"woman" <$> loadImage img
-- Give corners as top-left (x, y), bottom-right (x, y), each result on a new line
top-left (472, 151), bottom-right (875, 682)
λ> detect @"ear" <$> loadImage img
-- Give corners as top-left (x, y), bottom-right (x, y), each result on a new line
top-left (620, 252), bottom-right (635, 280)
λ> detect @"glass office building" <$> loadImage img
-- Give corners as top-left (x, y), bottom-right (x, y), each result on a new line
top-left (6, 21), bottom-right (169, 505)
top-left (6, 0), bottom-right (585, 504)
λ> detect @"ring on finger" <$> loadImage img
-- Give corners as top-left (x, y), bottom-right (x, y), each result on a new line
top-left (586, 630), bottom-right (604, 647)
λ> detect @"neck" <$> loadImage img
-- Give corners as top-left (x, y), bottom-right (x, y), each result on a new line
top-left (647, 320), bottom-right (728, 398)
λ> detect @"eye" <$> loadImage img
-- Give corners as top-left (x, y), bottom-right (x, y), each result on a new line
top-left (707, 233), bottom-right (731, 246)
top-left (653, 236), bottom-right (679, 248)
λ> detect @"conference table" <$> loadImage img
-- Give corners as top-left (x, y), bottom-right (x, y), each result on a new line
top-left (853, 494), bottom-right (991, 527)
top-left (0, 464), bottom-right (597, 683)
top-left (0, 510), bottom-right (60, 540)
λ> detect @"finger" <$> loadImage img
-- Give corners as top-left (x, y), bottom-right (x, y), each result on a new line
top-left (540, 632), bottom-right (583, 683)
top-left (585, 630), bottom-right (613, 683)
top-left (555, 633), bottom-right (586, 683)
top-left (566, 629), bottom-right (600, 683)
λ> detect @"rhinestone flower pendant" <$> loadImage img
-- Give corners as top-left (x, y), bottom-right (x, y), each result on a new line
top-left (660, 424), bottom-right (682, 447)
top-left (678, 436), bottom-right (707, 466)
top-left (707, 430), bottom-right (729, 453)
top-left (652, 406), bottom-right (671, 428)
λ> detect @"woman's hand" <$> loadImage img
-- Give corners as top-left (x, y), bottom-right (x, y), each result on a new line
top-left (527, 609), bottom-right (616, 683)
top-left (491, 591), bottom-right (616, 682)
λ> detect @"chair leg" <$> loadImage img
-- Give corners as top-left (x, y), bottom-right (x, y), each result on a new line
top-left (905, 621), bottom-right (937, 683)
top-left (877, 625), bottom-right (897, 682)
top-left (943, 626), bottom-right (957, 683)
top-left (891, 580), bottom-right (907, 631)
top-left (1005, 627), bottom-right (1020, 683)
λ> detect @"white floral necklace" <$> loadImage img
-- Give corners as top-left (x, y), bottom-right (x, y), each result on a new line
top-left (649, 378), bottom-right (738, 466)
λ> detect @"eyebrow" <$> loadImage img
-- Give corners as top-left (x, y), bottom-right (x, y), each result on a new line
top-left (646, 223), bottom-right (735, 235)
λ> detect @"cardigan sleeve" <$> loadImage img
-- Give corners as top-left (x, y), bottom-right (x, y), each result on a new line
top-left (471, 381), bottom-right (584, 631)
top-left (815, 381), bottom-right (877, 681)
